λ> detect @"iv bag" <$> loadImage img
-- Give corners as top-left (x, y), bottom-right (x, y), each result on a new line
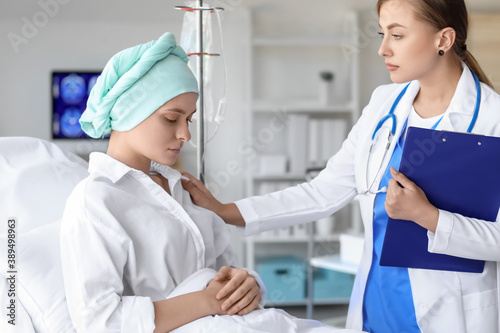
top-left (180, 2), bottom-right (216, 123)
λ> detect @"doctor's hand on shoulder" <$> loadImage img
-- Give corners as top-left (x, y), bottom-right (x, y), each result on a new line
top-left (181, 171), bottom-right (246, 227)
top-left (386, 167), bottom-right (439, 233)
top-left (181, 171), bottom-right (222, 212)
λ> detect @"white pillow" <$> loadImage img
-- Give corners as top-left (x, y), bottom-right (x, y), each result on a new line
top-left (0, 220), bottom-right (75, 333)
top-left (0, 137), bottom-right (87, 332)
top-left (0, 137), bottom-right (88, 233)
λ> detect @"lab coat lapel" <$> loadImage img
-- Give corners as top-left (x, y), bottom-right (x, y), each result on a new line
top-left (435, 65), bottom-right (478, 133)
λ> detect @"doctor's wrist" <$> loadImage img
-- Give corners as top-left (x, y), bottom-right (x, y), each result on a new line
top-left (219, 203), bottom-right (245, 227)
top-left (415, 205), bottom-right (439, 233)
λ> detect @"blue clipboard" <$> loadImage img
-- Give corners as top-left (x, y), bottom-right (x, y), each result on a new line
top-left (380, 127), bottom-right (500, 273)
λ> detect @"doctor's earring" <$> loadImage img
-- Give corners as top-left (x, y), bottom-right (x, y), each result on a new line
top-left (438, 50), bottom-right (445, 56)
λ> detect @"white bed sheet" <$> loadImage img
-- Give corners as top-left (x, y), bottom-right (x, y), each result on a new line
top-left (168, 268), bottom-right (360, 333)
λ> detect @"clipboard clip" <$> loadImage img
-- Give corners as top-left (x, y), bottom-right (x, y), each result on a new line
top-left (439, 130), bottom-right (485, 136)
top-left (439, 130), bottom-right (485, 145)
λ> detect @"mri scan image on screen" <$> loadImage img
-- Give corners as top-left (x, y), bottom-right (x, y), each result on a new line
top-left (52, 71), bottom-right (104, 139)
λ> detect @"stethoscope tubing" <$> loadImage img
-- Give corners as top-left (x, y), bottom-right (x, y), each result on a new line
top-left (372, 71), bottom-right (481, 140)
top-left (466, 71), bottom-right (481, 133)
top-left (371, 83), bottom-right (411, 140)
top-left (362, 71), bottom-right (481, 195)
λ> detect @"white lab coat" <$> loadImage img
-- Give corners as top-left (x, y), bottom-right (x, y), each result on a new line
top-left (60, 153), bottom-right (266, 332)
top-left (235, 65), bottom-right (500, 333)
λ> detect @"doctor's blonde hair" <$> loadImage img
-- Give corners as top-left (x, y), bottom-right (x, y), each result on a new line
top-left (377, 0), bottom-right (494, 89)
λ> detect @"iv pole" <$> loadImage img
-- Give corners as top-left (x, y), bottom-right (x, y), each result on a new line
top-left (175, 2), bottom-right (223, 184)
top-left (196, 0), bottom-right (205, 183)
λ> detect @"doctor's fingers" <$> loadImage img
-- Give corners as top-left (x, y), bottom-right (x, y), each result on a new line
top-left (181, 171), bottom-right (210, 195)
top-left (390, 168), bottom-right (417, 190)
top-left (181, 175), bottom-right (218, 210)
top-left (386, 178), bottom-right (405, 198)
top-left (385, 179), bottom-right (406, 216)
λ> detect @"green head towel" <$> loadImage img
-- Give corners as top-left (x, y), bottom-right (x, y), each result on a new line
top-left (80, 32), bottom-right (199, 138)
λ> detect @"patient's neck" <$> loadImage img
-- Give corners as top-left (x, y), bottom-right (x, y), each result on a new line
top-left (107, 131), bottom-right (151, 175)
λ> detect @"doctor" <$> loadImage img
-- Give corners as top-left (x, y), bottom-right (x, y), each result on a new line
top-left (182, 0), bottom-right (500, 332)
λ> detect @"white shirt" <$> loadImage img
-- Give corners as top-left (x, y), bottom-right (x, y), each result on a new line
top-left (408, 106), bottom-right (444, 128)
top-left (60, 153), bottom-right (265, 333)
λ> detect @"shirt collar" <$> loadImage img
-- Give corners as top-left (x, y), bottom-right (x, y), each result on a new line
top-left (151, 161), bottom-right (183, 188)
top-left (89, 152), bottom-right (133, 183)
top-left (447, 62), bottom-right (478, 116)
top-left (88, 152), bottom-right (182, 187)
top-left (437, 63), bottom-right (480, 132)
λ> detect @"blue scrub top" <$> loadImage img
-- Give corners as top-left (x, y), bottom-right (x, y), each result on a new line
top-left (362, 121), bottom-right (420, 333)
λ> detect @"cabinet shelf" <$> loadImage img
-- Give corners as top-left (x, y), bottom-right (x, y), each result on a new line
top-left (310, 254), bottom-right (359, 275)
top-left (245, 9), bottom-right (360, 311)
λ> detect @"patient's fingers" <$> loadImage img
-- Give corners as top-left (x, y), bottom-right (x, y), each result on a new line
top-left (237, 290), bottom-right (261, 316)
top-left (221, 274), bottom-right (260, 313)
top-left (214, 265), bottom-right (232, 282)
top-left (228, 285), bottom-right (261, 316)
top-left (215, 267), bottom-right (247, 300)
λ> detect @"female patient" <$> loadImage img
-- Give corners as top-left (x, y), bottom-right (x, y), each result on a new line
top-left (60, 32), bottom-right (264, 333)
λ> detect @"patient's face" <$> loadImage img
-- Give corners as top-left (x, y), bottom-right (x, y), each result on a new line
top-left (124, 92), bottom-right (197, 166)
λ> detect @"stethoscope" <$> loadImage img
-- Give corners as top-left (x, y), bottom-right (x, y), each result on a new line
top-left (361, 71), bottom-right (481, 195)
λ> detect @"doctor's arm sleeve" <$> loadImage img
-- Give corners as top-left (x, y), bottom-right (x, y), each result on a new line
top-left (234, 85), bottom-right (383, 237)
top-left (60, 207), bottom-right (155, 333)
top-left (427, 209), bottom-right (500, 262)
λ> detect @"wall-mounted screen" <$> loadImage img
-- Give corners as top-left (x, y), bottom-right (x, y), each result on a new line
top-left (51, 71), bottom-right (102, 139)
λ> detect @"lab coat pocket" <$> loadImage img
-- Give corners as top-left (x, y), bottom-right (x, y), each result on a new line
top-left (463, 288), bottom-right (498, 332)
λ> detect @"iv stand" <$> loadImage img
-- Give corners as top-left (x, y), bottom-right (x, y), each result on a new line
top-left (175, 2), bottom-right (224, 184)
top-left (196, 0), bottom-right (205, 183)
